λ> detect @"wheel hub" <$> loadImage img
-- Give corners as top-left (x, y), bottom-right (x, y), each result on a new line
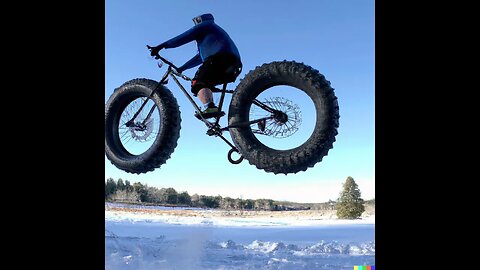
top-left (273, 111), bottom-right (289, 124)
top-left (129, 118), bottom-right (154, 141)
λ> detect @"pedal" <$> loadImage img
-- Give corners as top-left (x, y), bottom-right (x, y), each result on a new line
top-left (206, 129), bottom-right (216, 136)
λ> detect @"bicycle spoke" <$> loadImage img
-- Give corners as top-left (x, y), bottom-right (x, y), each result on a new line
top-left (120, 129), bottom-right (129, 139)
top-left (123, 135), bottom-right (134, 145)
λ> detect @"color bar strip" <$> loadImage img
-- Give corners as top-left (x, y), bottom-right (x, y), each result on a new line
top-left (354, 266), bottom-right (375, 270)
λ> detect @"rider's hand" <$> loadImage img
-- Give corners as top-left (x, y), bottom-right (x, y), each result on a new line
top-left (150, 45), bottom-right (163, 57)
top-left (175, 66), bottom-right (184, 73)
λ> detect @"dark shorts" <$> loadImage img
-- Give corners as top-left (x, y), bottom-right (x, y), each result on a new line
top-left (191, 53), bottom-right (242, 96)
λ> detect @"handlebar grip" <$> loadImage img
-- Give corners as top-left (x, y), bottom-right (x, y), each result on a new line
top-left (146, 45), bottom-right (161, 59)
top-left (146, 45), bottom-right (180, 71)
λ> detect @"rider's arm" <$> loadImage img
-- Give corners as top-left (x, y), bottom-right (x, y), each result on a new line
top-left (177, 53), bottom-right (202, 72)
top-left (158, 25), bottom-right (202, 49)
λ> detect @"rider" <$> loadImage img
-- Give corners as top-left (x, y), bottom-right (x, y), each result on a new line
top-left (149, 13), bottom-right (242, 119)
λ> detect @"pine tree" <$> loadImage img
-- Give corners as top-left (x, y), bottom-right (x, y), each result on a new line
top-left (124, 180), bottom-right (133, 193)
top-left (177, 192), bottom-right (192, 206)
top-left (105, 178), bottom-right (117, 198)
top-left (132, 182), bottom-right (147, 202)
top-left (163, 188), bottom-right (178, 204)
top-left (336, 176), bottom-right (365, 219)
top-left (117, 179), bottom-right (125, 191)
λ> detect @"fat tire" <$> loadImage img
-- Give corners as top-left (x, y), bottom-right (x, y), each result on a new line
top-left (228, 61), bottom-right (339, 174)
top-left (105, 78), bottom-right (181, 174)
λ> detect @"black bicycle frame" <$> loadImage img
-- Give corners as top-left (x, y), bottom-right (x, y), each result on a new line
top-left (166, 68), bottom-right (239, 150)
top-left (127, 52), bottom-right (279, 163)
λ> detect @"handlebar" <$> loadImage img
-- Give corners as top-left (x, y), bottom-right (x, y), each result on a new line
top-left (146, 45), bottom-right (180, 71)
top-left (147, 45), bottom-right (191, 81)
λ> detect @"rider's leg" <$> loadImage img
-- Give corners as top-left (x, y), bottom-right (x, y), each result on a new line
top-left (197, 87), bottom-right (215, 107)
top-left (191, 53), bottom-right (241, 119)
top-left (197, 87), bottom-right (219, 118)
top-left (192, 82), bottom-right (218, 119)
top-left (191, 67), bottom-right (218, 117)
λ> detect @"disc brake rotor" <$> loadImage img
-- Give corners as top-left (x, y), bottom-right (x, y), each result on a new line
top-left (251, 97), bottom-right (302, 138)
top-left (129, 118), bottom-right (154, 141)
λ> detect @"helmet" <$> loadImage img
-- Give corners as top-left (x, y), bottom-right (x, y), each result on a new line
top-left (193, 13), bottom-right (214, 25)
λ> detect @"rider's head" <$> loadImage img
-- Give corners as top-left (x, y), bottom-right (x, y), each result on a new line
top-left (193, 13), bottom-right (214, 25)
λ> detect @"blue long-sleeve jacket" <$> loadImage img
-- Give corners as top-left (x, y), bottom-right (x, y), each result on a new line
top-left (158, 17), bottom-right (241, 72)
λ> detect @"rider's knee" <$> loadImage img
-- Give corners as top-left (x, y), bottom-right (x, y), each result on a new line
top-left (191, 80), bottom-right (205, 96)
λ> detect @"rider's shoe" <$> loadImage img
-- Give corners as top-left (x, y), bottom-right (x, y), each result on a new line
top-left (195, 105), bottom-right (224, 120)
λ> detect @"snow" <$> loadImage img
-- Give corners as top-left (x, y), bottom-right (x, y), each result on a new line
top-left (105, 203), bottom-right (375, 269)
top-left (105, 203), bottom-right (375, 227)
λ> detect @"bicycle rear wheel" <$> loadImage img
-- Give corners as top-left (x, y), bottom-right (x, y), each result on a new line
top-left (228, 61), bottom-right (339, 174)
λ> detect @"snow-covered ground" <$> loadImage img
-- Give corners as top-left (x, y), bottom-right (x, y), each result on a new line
top-left (105, 203), bottom-right (375, 270)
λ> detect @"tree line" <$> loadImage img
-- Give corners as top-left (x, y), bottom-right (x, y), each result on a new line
top-left (105, 178), bottom-right (286, 211)
top-left (105, 176), bottom-right (371, 217)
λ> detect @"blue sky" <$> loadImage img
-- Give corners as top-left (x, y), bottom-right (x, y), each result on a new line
top-left (105, 0), bottom-right (375, 203)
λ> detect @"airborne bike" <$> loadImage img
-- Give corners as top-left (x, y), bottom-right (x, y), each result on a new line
top-left (105, 46), bottom-right (339, 174)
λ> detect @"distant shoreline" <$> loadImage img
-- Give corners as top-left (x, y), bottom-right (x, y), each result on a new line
top-left (105, 202), bottom-right (375, 226)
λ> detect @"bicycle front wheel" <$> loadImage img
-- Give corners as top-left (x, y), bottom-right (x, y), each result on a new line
top-left (105, 78), bottom-right (181, 174)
